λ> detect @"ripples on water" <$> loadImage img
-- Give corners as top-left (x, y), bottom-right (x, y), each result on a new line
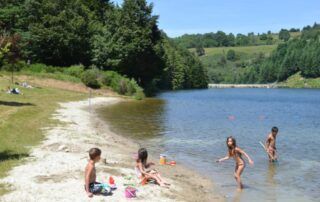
top-left (99, 88), bottom-right (320, 201)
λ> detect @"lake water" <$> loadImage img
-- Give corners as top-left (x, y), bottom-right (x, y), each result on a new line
top-left (99, 88), bottom-right (320, 201)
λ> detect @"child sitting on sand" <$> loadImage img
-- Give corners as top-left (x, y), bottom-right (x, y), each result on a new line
top-left (216, 136), bottom-right (254, 190)
top-left (85, 148), bottom-right (110, 197)
top-left (135, 148), bottom-right (170, 187)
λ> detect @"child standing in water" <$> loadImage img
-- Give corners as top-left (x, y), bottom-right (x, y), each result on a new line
top-left (265, 127), bottom-right (279, 162)
top-left (216, 136), bottom-right (254, 190)
top-left (135, 148), bottom-right (170, 187)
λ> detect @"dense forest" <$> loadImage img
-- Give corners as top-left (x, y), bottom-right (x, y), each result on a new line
top-left (0, 0), bottom-right (208, 95)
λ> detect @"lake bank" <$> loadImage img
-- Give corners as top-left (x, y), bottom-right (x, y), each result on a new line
top-left (0, 97), bottom-right (223, 202)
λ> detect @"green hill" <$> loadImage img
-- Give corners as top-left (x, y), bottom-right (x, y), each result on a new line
top-left (193, 45), bottom-right (277, 83)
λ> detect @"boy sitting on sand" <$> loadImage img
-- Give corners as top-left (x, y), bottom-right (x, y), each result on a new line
top-left (85, 148), bottom-right (110, 197)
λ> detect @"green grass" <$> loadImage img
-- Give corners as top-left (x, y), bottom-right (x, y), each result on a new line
top-left (19, 71), bottom-right (82, 83)
top-left (191, 45), bottom-right (277, 56)
top-left (192, 45), bottom-right (277, 83)
top-left (279, 72), bottom-right (320, 88)
top-left (0, 73), bottom-right (86, 195)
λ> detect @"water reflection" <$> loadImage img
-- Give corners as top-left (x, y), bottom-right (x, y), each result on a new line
top-left (98, 98), bottom-right (166, 140)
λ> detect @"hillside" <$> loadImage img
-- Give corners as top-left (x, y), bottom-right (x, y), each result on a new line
top-left (193, 45), bottom-right (277, 83)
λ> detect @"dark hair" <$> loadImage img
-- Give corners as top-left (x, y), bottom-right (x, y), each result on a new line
top-left (226, 136), bottom-right (237, 156)
top-left (89, 148), bottom-right (101, 160)
top-left (272, 127), bottom-right (278, 133)
top-left (138, 148), bottom-right (148, 166)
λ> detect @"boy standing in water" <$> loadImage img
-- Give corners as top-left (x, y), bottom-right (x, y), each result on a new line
top-left (265, 127), bottom-right (279, 162)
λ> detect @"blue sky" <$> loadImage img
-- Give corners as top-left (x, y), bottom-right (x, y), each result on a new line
top-left (112, 0), bottom-right (320, 37)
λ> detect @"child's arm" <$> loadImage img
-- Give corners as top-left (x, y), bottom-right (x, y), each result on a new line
top-left (85, 164), bottom-right (93, 197)
top-left (216, 154), bottom-right (230, 163)
top-left (237, 148), bottom-right (254, 165)
top-left (137, 162), bottom-right (153, 177)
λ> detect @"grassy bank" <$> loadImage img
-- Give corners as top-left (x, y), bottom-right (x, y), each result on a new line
top-left (191, 45), bottom-right (277, 83)
top-left (0, 74), bottom-right (88, 194)
top-left (279, 72), bottom-right (320, 88)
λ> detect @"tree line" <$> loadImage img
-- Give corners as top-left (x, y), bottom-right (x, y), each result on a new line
top-left (173, 28), bottom-right (300, 50)
top-left (0, 0), bottom-right (208, 95)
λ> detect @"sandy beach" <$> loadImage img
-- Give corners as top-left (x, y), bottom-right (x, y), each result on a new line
top-left (0, 97), bottom-right (223, 202)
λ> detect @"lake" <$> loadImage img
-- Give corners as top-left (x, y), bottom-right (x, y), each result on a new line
top-left (99, 88), bottom-right (320, 201)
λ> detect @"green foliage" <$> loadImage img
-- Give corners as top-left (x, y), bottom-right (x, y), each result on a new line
top-left (101, 70), bottom-right (145, 99)
top-left (226, 49), bottom-right (236, 61)
top-left (63, 65), bottom-right (84, 78)
top-left (0, 0), bottom-right (208, 95)
top-left (196, 45), bottom-right (205, 56)
top-left (81, 69), bottom-right (101, 89)
top-left (240, 24), bottom-right (320, 83)
top-left (279, 29), bottom-right (290, 41)
top-left (173, 31), bottom-right (279, 49)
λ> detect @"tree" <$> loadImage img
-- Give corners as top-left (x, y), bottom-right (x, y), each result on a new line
top-left (3, 34), bottom-right (22, 84)
top-left (195, 45), bottom-right (205, 56)
top-left (20, 0), bottom-right (94, 66)
top-left (259, 33), bottom-right (268, 40)
top-left (279, 29), bottom-right (290, 41)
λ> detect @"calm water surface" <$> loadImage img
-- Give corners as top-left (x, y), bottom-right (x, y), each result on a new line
top-left (99, 88), bottom-right (320, 201)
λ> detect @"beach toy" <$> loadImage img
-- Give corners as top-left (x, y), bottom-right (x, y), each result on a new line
top-left (169, 161), bottom-right (176, 166)
top-left (159, 154), bottom-right (167, 165)
top-left (125, 187), bottom-right (137, 198)
top-left (109, 176), bottom-right (117, 189)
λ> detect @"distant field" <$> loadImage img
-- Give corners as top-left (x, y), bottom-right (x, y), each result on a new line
top-left (202, 44), bottom-right (277, 56)
top-left (190, 45), bottom-right (277, 83)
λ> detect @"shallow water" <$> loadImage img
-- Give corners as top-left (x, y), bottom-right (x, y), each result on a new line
top-left (99, 88), bottom-right (320, 201)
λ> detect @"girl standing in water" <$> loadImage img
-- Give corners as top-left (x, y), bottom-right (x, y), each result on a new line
top-left (217, 136), bottom-right (254, 190)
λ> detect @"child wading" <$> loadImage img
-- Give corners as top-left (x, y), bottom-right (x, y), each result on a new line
top-left (217, 136), bottom-right (254, 190)
top-left (135, 148), bottom-right (170, 187)
top-left (265, 127), bottom-right (279, 162)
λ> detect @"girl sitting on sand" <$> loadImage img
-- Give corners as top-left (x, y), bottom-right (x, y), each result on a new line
top-left (135, 148), bottom-right (170, 187)
top-left (216, 136), bottom-right (254, 190)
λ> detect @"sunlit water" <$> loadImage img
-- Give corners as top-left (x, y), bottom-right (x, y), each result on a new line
top-left (99, 88), bottom-right (320, 201)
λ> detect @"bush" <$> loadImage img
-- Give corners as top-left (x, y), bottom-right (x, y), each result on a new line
top-left (100, 70), bottom-right (144, 99)
top-left (227, 49), bottom-right (236, 61)
top-left (81, 69), bottom-right (101, 89)
top-left (26, 63), bottom-right (47, 73)
top-left (64, 65), bottom-right (84, 78)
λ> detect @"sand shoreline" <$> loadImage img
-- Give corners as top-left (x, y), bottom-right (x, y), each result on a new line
top-left (0, 97), bottom-right (223, 202)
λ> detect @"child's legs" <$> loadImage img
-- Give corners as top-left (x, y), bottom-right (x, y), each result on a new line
top-left (148, 174), bottom-right (166, 186)
top-left (234, 164), bottom-right (245, 189)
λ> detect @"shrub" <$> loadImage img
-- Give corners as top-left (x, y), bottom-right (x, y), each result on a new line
top-left (100, 70), bottom-right (145, 99)
top-left (64, 65), bottom-right (84, 78)
top-left (26, 63), bottom-right (47, 73)
top-left (81, 69), bottom-right (101, 89)
top-left (227, 49), bottom-right (236, 61)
